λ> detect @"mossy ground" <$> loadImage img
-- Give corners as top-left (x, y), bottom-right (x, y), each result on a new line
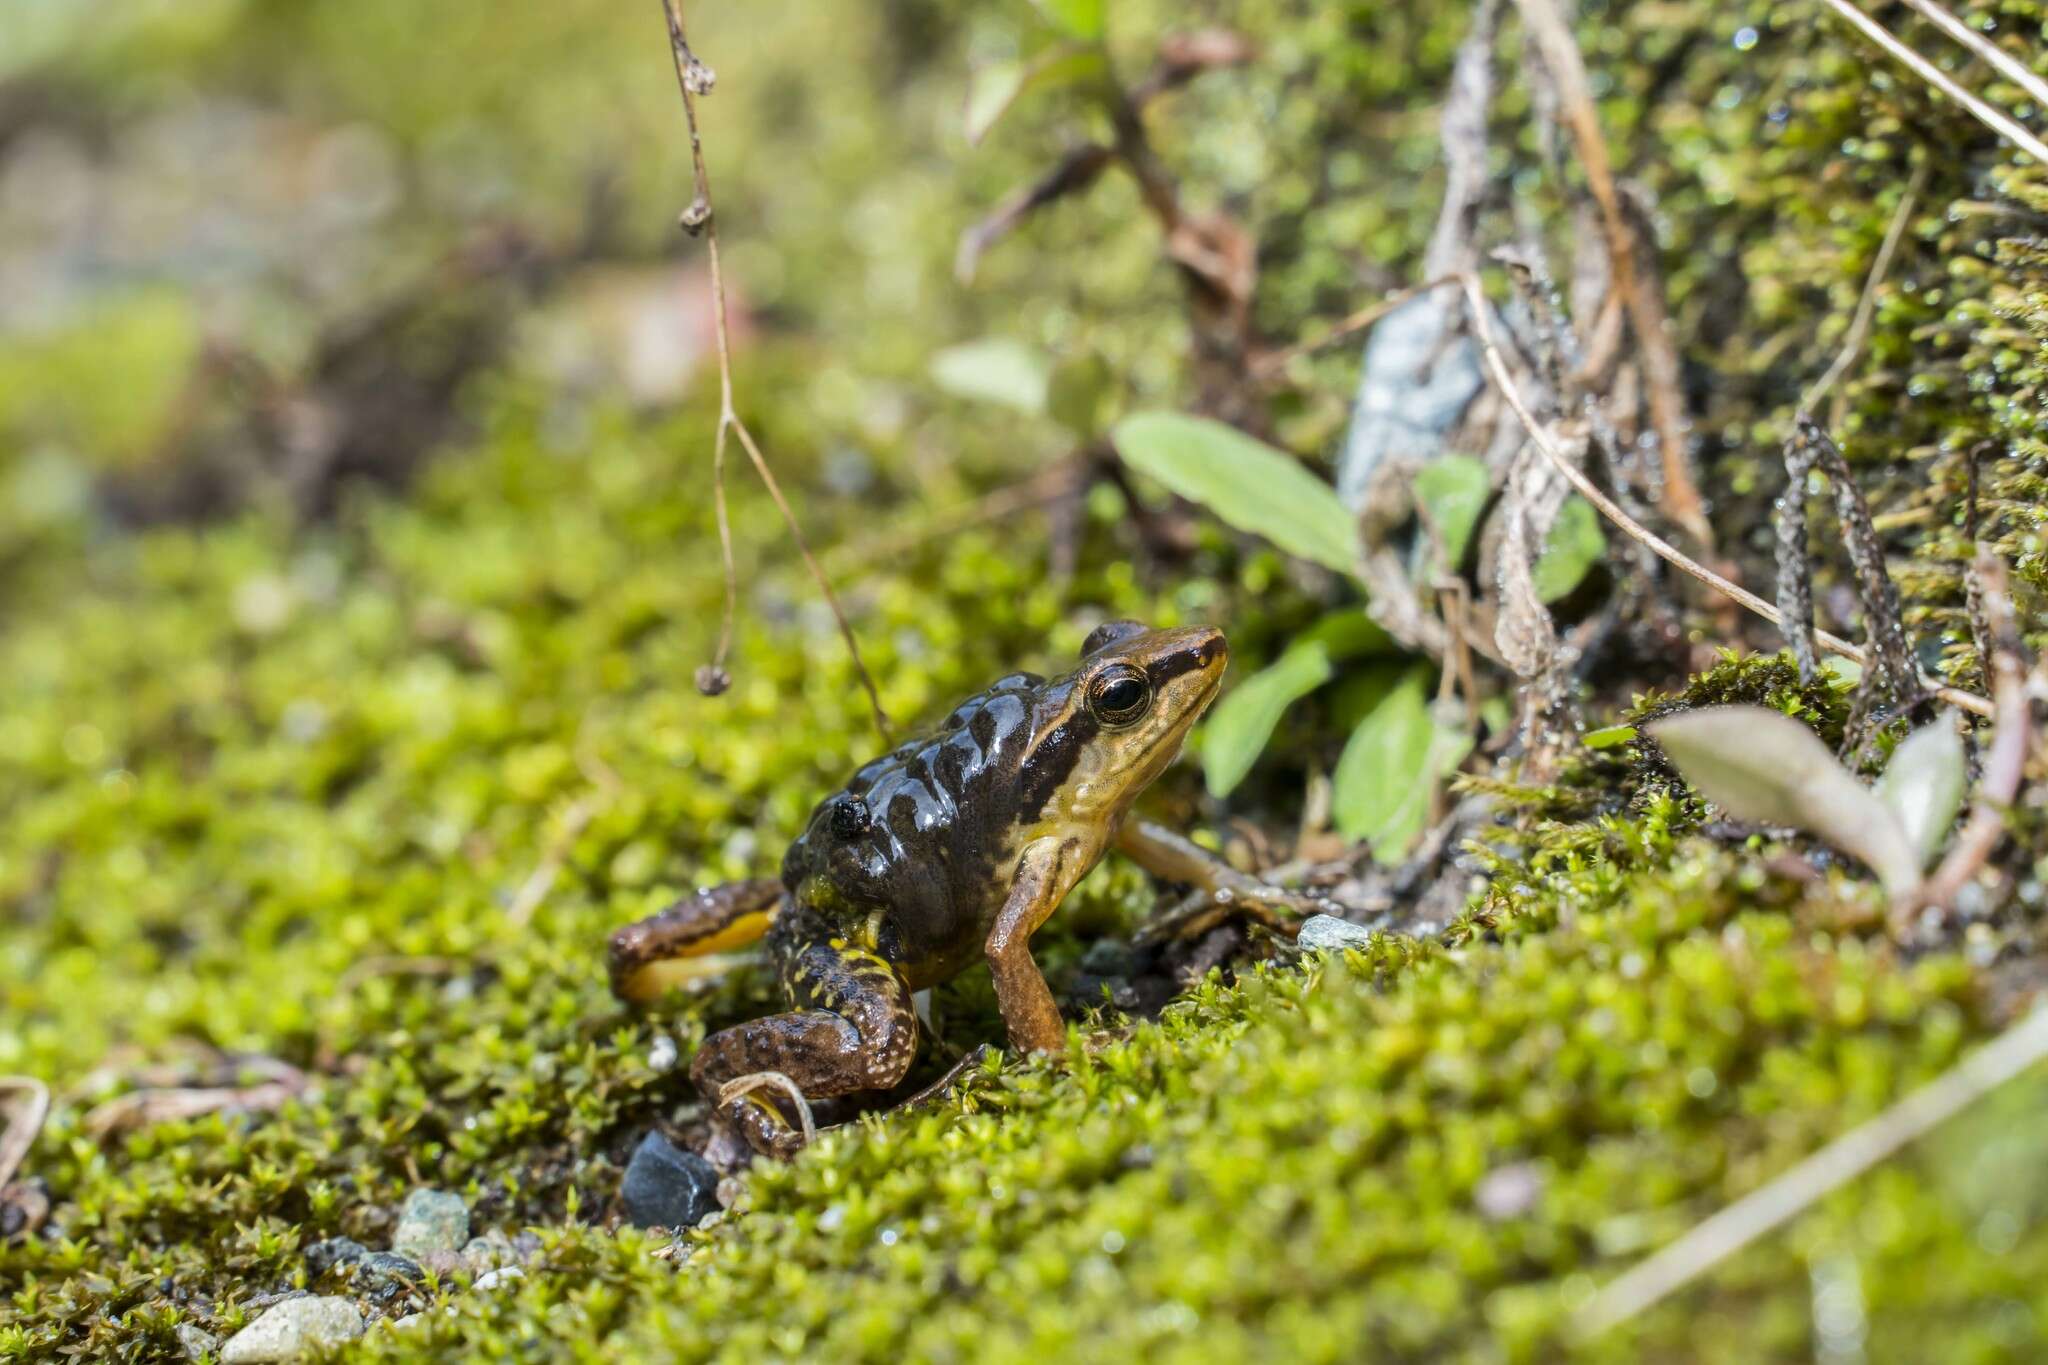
top-left (5, 1), bottom-right (2048, 1361)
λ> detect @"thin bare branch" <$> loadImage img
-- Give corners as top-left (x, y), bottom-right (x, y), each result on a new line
top-left (0, 1076), bottom-right (50, 1191)
top-left (1511, 0), bottom-right (1712, 549)
top-left (1802, 162), bottom-right (1929, 421)
top-left (1576, 1003), bottom-right (2048, 1338)
top-left (1457, 273), bottom-right (1995, 719)
top-left (1894, 0), bottom-right (2048, 112)
top-left (658, 0), bottom-right (891, 739)
top-left (1251, 276), bottom-right (1460, 378)
top-left (1817, 0), bottom-right (2048, 166)
top-left (955, 143), bottom-right (1115, 284)
top-left (1913, 552), bottom-right (2032, 919)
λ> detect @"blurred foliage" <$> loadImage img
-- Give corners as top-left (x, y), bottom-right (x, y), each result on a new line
top-left (2, 0), bottom-right (2047, 1361)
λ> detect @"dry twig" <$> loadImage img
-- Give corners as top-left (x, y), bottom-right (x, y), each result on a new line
top-left (1894, 0), bottom-right (2048, 113)
top-left (657, 0), bottom-right (890, 738)
top-left (1510, 0), bottom-right (1712, 549)
top-left (1912, 551), bottom-right (2032, 920)
top-left (1575, 1003), bottom-right (2048, 1338)
top-left (1801, 162), bottom-right (1929, 422)
top-left (1456, 273), bottom-right (1994, 719)
top-left (0, 1076), bottom-right (50, 1191)
top-left (1816, 0), bottom-right (2048, 166)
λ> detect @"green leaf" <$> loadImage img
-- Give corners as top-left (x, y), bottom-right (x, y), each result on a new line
top-left (963, 48), bottom-right (1107, 146)
top-left (1532, 495), bottom-right (1606, 602)
top-left (1413, 455), bottom-right (1489, 571)
top-left (1646, 706), bottom-right (1919, 896)
top-left (929, 339), bottom-right (1050, 413)
top-left (1876, 718), bottom-right (1968, 870)
top-left (1111, 412), bottom-right (1360, 575)
top-left (1033, 0), bottom-right (1105, 41)
top-left (1583, 724), bottom-right (1637, 750)
top-left (1200, 611), bottom-right (1391, 798)
top-left (1332, 667), bottom-right (1473, 861)
top-left (1202, 648), bottom-right (1335, 799)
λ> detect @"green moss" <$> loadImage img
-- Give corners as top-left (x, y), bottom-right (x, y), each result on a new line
top-left (6, 1), bottom-right (2048, 1361)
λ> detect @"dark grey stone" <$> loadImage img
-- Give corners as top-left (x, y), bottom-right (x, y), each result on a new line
top-left (303, 1236), bottom-right (368, 1278)
top-left (621, 1131), bottom-right (720, 1230)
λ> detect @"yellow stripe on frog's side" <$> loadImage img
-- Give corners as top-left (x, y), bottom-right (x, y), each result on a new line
top-left (619, 949), bottom-right (765, 997)
top-left (677, 908), bottom-right (775, 957)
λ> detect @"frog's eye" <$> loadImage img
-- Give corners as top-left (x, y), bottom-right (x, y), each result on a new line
top-left (1087, 665), bottom-right (1152, 728)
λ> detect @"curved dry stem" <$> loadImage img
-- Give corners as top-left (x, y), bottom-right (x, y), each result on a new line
top-left (1575, 1004), bottom-right (2048, 1338)
top-left (1913, 552), bottom-right (2031, 919)
top-left (658, 0), bottom-right (891, 740)
top-left (1802, 162), bottom-right (1928, 422)
top-left (1817, 0), bottom-right (2048, 165)
top-left (1456, 273), bottom-right (1994, 719)
top-left (0, 1076), bottom-right (51, 1191)
top-left (718, 1070), bottom-right (818, 1146)
top-left (1510, 0), bottom-right (1710, 549)
top-left (1894, 0), bottom-right (2048, 112)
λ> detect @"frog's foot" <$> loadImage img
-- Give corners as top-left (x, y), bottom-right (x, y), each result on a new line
top-left (689, 934), bottom-right (917, 1159)
top-left (1118, 819), bottom-right (1342, 945)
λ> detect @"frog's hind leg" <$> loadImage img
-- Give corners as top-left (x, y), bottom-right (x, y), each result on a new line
top-left (608, 878), bottom-right (784, 1003)
top-left (690, 921), bottom-right (918, 1159)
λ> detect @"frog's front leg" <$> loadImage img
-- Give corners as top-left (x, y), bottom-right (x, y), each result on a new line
top-left (1117, 819), bottom-right (1340, 940)
top-left (986, 835), bottom-right (1095, 1055)
top-left (689, 916), bottom-right (918, 1159)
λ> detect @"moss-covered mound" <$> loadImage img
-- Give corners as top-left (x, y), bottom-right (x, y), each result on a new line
top-left (4, 0), bottom-right (2048, 1361)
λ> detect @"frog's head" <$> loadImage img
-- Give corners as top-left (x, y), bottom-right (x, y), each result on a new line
top-left (1018, 620), bottom-right (1228, 829)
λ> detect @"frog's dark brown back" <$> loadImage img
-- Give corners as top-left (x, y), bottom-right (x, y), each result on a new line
top-left (781, 672), bottom-right (1048, 972)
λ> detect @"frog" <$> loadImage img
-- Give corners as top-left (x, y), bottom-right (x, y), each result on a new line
top-left (607, 620), bottom-right (1325, 1158)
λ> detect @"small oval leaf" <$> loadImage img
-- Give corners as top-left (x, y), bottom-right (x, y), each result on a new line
top-left (1202, 647), bottom-right (1336, 799)
top-left (1332, 666), bottom-right (1473, 862)
top-left (1647, 706), bottom-right (1919, 896)
top-left (1413, 455), bottom-right (1490, 571)
top-left (929, 338), bottom-right (1050, 413)
top-left (1876, 717), bottom-right (1968, 871)
top-left (1200, 611), bottom-right (1391, 797)
top-left (1112, 412), bottom-right (1360, 575)
top-left (1533, 495), bottom-right (1606, 602)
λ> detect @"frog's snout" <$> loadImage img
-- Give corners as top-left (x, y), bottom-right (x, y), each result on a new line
top-left (1192, 628), bottom-right (1227, 671)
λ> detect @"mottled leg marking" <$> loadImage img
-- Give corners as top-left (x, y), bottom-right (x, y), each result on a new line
top-left (986, 836), bottom-right (1089, 1056)
top-left (1118, 819), bottom-right (1337, 940)
top-left (607, 878), bottom-right (783, 1003)
top-left (690, 921), bottom-right (918, 1159)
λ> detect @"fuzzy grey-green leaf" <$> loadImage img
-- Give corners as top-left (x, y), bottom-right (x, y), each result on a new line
top-left (1647, 706), bottom-right (1920, 896)
top-left (1876, 718), bottom-right (1968, 870)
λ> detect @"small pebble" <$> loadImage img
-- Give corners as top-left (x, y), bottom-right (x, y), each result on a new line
top-left (351, 1251), bottom-right (426, 1306)
top-left (473, 1266), bottom-right (524, 1291)
top-left (462, 1230), bottom-right (518, 1272)
top-left (175, 1322), bottom-right (219, 1360)
top-left (648, 1033), bottom-right (679, 1072)
top-left (392, 1188), bottom-right (469, 1258)
top-left (1295, 914), bottom-right (1376, 953)
top-left (303, 1236), bottom-right (368, 1278)
top-left (220, 1296), bottom-right (363, 1363)
top-left (620, 1131), bottom-right (721, 1230)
